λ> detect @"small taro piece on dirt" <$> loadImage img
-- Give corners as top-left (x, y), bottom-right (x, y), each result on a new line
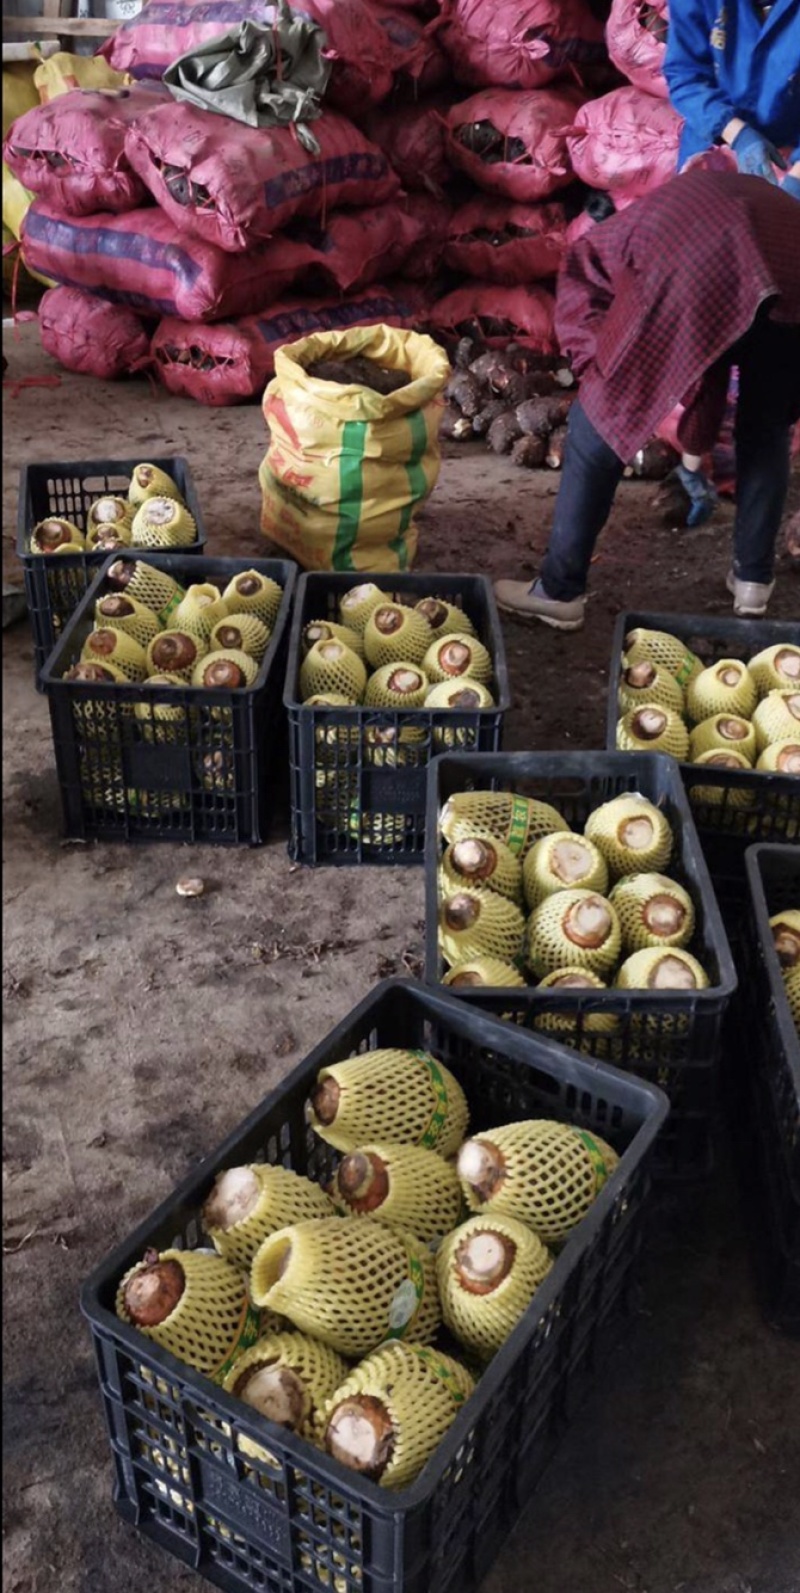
top-left (511, 434), bottom-right (548, 468)
top-left (444, 369), bottom-right (485, 417)
top-left (515, 398), bottom-right (553, 439)
top-left (472, 399), bottom-right (509, 435)
top-left (546, 425), bottom-right (568, 467)
top-left (487, 412), bottom-right (523, 455)
top-left (441, 404), bottom-right (474, 441)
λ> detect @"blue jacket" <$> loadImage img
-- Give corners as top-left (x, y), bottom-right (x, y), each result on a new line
top-left (664, 0), bottom-right (800, 168)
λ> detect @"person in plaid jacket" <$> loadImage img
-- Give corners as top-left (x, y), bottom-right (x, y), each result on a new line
top-left (495, 166), bottom-right (800, 631)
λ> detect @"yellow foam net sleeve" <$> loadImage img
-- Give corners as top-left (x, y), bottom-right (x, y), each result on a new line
top-left (623, 628), bottom-right (703, 685)
top-left (210, 613), bottom-right (271, 660)
top-left (440, 887), bottom-right (526, 968)
top-left (319, 1342), bottom-right (476, 1489)
top-left (300, 642), bottom-right (367, 703)
top-left (616, 706), bottom-right (690, 760)
top-left (94, 595), bottom-right (161, 650)
top-left (583, 796), bottom-right (673, 878)
top-left (338, 585), bottom-right (385, 633)
top-left (436, 1213), bottom-right (553, 1360)
top-left (116, 1249), bottom-right (262, 1383)
top-left (423, 635), bottom-right (492, 686)
top-left (533, 968), bottom-right (617, 1037)
top-left (752, 691), bottom-right (800, 752)
top-left (686, 662), bottom-right (757, 724)
top-left (223, 1330), bottom-right (349, 1463)
top-left (118, 562), bottom-right (186, 621)
top-left (145, 630), bottom-right (208, 681)
top-left (332, 1142), bottom-right (463, 1243)
top-left (307, 1048), bottom-right (469, 1158)
top-left (364, 606), bottom-right (430, 668)
top-left (459, 1120), bottom-right (619, 1246)
top-left (440, 791), bottom-right (569, 859)
top-left (131, 501), bottom-right (197, 550)
top-left (172, 585), bottom-right (230, 639)
top-left (249, 1218), bottom-right (441, 1358)
top-left (440, 836), bottom-right (523, 904)
top-left (222, 572), bottom-right (283, 628)
top-left (749, 645), bottom-right (800, 699)
top-left (81, 629), bottom-right (149, 682)
top-left (523, 832), bottom-right (609, 911)
top-left (206, 1164), bottom-right (336, 1270)
top-left (364, 664), bottom-right (429, 709)
top-left (610, 873), bottom-right (694, 953)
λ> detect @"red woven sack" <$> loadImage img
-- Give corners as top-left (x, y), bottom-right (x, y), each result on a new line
top-left (39, 285), bottom-right (151, 379)
top-left (371, 3), bottom-right (449, 94)
top-left (3, 85), bottom-right (167, 217)
top-left (21, 203), bottom-right (296, 322)
top-left (125, 103), bottom-right (400, 254)
top-left (101, 0), bottom-right (399, 104)
top-left (606, 0), bottom-right (669, 99)
top-left (438, 0), bottom-right (607, 90)
top-left (446, 87), bottom-right (585, 200)
top-left (264, 203), bottom-right (426, 293)
top-left (363, 98), bottom-right (451, 195)
top-left (566, 85), bottom-right (682, 199)
top-left (445, 197), bottom-right (568, 283)
top-left (394, 192), bottom-right (452, 281)
top-left (429, 282), bottom-right (557, 352)
top-left (151, 285), bottom-right (415, 405)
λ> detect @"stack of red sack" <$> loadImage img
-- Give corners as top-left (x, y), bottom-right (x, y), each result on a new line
top-left (4, 0), bottom-right (686, 406)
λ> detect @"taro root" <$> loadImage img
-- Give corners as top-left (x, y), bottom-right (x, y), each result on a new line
top-left (445, 370), bottom-right (484, 418)
top-left (306, 356), bottom-right (407, 396)
top-left (546, 426), bottom-right (568, 468)
top-left (335, 1151), bottom-right (390, 1214)
top-left (441, 404), bottom-right (474, 441)
top-left (454, 336), bottom-right (476, 369)
top-left (472, 399), bottom-right (508, 436)
top-left (64, 662), bottom-right (117, 682)
top-left (547, 395), bottom-right (576, 427)
top-left (522, 371), bottom-right (558, 398)
top-left (454, 1227), bottom-right (515, 1295)
top-left (487, 412), bottom-right (523, 455)
top-left (469, 351), bottom-right (515, 392)
top-left (626, 440), bottom-right (680, 481)
top-left (515, 398), bottom-right (553, 439)
top-left (122, 1248), bottom-right (185, 1327)
top-left (511, 435), bottom-right (548, 469)
top-left (325, 1395), bottom-right (395, 1480)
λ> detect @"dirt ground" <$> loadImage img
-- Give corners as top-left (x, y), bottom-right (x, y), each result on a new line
top-left (3, 322), bottom-right (800, 1593)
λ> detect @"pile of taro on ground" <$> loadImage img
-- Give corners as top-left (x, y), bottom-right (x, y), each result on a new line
top-left (6, 0), bottom-right (688, 470)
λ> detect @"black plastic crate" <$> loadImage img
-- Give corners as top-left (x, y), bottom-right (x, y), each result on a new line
top-left (424, 751), bottom-right (737, 1179)
top-left (80, 977), bottom-right (668, 1593)
top-left (17, 456), bottom-right (207, 679)
top-left (40, 553), bottom-right (296, 846)
top-left (283, 572), bottom-right (510, 865)
top-left (731, 1006), bottom-right (800, 1336)
top-left (605, 611), bottom-right (800, 925)
top-left (740, 846), bottom-right (800, 1229)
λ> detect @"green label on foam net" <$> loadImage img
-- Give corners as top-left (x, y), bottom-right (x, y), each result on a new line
top-left (415, 1052), bottom-right (450, 1149)
top-left (212, 1299), bottom-right (263, 1385)
top-left (506, 796), bottom-right (531, 856)
top-left (386, 1249), bottom-right (425, 1339)
top-left (157, 588), bottom-right (187, 628)
top-left (574, 1129), bottom-right (614, 1195)
top-left (411, 1346), bottom-right (468, 1407)
top-left (675, 652), bottom-right (700, 688)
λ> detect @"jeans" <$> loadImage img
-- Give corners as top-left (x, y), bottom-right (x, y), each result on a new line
top-left (539, 317), bottom-right (800, 601)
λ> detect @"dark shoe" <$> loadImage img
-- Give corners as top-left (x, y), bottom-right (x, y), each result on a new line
top-left (494, 579), bottom-right (586, 631)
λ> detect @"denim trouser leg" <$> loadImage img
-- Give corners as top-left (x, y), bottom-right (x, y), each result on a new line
top-left (732, 319), bottom-right (800, 585)
top-left (539, 401), bottom-right (624, 601)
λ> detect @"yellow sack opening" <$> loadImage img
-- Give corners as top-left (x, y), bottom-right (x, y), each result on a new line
top-left (259, 324), bottom-right (450, 574)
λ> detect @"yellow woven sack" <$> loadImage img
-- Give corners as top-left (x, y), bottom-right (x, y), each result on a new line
top-left (33, 51), bottom-right (130, 101)
top-left (2, 61), bottom-right (54, 287)
top-left (259, 326), bottom-right (450, 574)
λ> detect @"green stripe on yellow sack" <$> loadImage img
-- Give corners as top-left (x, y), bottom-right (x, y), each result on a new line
top-left (259, 325), bottom-right (450, 574)
top-left (332, 420), bottom-right (367, 571)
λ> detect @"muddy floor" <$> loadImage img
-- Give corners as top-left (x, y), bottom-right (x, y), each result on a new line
top-left (3, 323), bottom-right (800, 1593)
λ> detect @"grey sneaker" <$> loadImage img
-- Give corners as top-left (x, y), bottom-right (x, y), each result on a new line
top-left (494, 579), bottom-right (586, 631)
top-left (726, 570), bottom-right (775, 617)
